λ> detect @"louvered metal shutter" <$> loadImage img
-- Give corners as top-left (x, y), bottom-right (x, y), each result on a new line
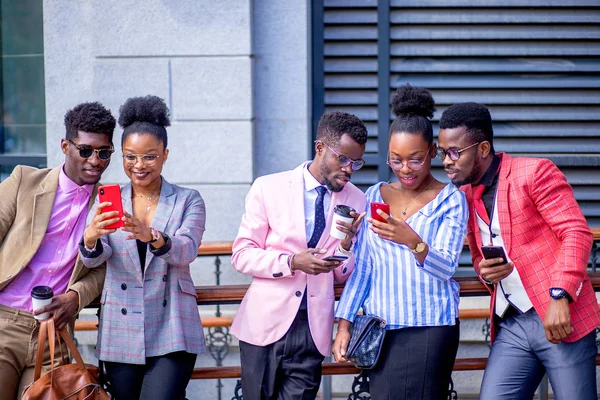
top-left (315, 0), bottom-right (600, 227)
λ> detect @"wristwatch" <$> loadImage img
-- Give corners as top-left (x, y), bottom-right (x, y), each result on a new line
top-left (410, 242), bottom-right (427, 254)
top-left (148, 228), bottom-right (161, 243)
top-left (549, 288), bottom-right (573, 303)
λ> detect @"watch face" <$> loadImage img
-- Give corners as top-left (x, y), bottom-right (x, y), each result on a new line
top-left (550, 288), bottom-right (565, 298)
top-left (415, 242), bottom-right (426, 253)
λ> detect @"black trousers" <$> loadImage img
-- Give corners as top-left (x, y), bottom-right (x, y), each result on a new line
top-left (239, 310), bottom-right (325, 400)
top-left (104, 351), bottom-right (197, 400)
top-left (368, 322), bottom-right (460, 400)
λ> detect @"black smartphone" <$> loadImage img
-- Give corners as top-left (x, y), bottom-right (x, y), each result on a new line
top-left (323, 255), bottom-right (348, 262)
top-left (481, 246), bottom-right (508, 266)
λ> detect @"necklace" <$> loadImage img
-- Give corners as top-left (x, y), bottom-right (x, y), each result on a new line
top-left (144, 195), bottom-right (160, 212)
top-left (400, 180), bottom-right (435, 216)
top-left (133, 190), bottom-right (161, 212)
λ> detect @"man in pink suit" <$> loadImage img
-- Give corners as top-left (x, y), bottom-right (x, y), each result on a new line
top-left (438, 102), bottom-right (600, 400)
top-left (231, 112), bottom-right (368, 399)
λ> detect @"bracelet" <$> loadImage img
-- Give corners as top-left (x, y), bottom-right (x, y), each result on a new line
top-left (288, 254), bottom-right (296, 272)
top-left (480, 275), bottom-right (493, 285)
top-left (337, 328), bottom-right (349, 333)
top-left (337, 244), bottom-right (352, 256)
top-left (84, 240), bottom-right (96, 251)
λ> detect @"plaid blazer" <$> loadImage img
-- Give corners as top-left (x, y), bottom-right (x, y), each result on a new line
top-left (81, 178), bottom-right (206, 363)
top-left (464, 153), bottom-right (600, 343)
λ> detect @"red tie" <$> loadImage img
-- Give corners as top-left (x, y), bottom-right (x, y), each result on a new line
top-left (472, 184), bottom-right (490, 225)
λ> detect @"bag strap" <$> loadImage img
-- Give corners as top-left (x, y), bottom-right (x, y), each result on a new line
top-left (33, 319), bottom-right (48, 381)
top-left (58, 326), bottom-right (87, 371)
top-left (47, 318), bottom-right (56, 383)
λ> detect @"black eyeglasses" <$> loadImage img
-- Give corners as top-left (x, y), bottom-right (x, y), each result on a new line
top-left (319, 141), bottom-right (365, 171)
top-left (68, 139), bottom-right (114, 160)
top-left (436, 142), bottom-right (481, 161)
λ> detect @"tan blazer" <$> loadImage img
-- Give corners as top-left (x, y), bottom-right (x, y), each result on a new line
top-left (0, 165), bottom-right (105, 314)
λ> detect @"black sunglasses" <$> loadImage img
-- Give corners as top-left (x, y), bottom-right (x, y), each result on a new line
top-left (68, 139), bottom-right (114, 160)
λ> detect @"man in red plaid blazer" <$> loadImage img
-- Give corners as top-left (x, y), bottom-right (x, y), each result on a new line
top-left (438, 102), bottom-right (599, 400)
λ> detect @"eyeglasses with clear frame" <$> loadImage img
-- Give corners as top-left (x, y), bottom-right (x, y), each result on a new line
top-left (68, 139), bottom-right (114, 160)
top-left (319, 141), bottom-right (365, 171)
top-left (122, 153), bottom-right (161, 166)
top-left (386, 150), bottom-right (431, 171)
top-left (436, 142), bottom-right (482, 161)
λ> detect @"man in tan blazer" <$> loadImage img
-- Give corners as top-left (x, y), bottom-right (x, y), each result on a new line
top-left (0, 102), bottom-right (116, 399)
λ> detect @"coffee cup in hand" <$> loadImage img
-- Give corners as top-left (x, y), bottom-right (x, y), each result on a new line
top-left (330, 205), bottom-right (355, 240)
top-left (31, 286), bottom-right (53, 320)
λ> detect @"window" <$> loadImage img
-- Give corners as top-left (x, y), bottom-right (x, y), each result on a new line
top-left (1, 0), bottom-right (46, 180)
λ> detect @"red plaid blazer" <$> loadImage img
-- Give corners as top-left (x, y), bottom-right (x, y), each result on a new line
top-left (463, 153), bottom-right (600, 343)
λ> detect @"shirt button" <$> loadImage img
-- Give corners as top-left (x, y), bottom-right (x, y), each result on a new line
top-left (121, 283), bottom-right (127, 290)
top-left (121, 308), bottom-right (127, 315)
top-left (163, 300), bottom-right (167, 307)
top-left (295, 291), bottom-right (302, 297)
top-left (162, 275), bottom-right (167, 282)
top-left (58, 250), bottom-right (62, 254)
top-left (343, 268), bottom-right (347, 274)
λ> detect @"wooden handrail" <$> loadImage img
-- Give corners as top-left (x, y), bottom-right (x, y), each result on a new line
top-left (193, 275), bottom-right (600, 306)
top-left (76, 310), bottom-right (490, 332)
top-left (195, 227), bottom-right (600, 256)
top-left (190, 356), bottom-right (600, 379)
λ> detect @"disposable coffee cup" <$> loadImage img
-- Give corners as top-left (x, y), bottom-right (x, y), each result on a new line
top-left (330, 205), bottom-right (355, 240)
top-left (31, 286), bottom-right (53, 320)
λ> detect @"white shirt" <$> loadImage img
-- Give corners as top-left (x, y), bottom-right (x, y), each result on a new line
top-left (302, 163), bottom-right (331, 243)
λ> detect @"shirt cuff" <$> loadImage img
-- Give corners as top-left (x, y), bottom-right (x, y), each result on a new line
top-left (336, 244), bottom-right (353, 257)
top-left (80, 238), bottom-right (103, 258)
top-left (149, 232), bottom-right (171, 256)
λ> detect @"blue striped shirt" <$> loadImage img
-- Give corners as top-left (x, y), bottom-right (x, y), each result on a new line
top-left (335, 182), bottom-right (468, 329)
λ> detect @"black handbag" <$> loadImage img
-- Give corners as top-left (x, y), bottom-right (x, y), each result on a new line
top-left (345, 315), bottom-right (387, 369)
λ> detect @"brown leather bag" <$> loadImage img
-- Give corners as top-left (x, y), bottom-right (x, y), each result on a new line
top-left (22, 318), bottom-right (109, 400)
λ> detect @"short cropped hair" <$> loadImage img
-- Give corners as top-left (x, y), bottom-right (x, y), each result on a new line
top-left (316, 112), bottom-right (368, 145)
top-left (440, 102), bottom-right (494, 152)
top-left (64, 102), bottom-right (116, 142)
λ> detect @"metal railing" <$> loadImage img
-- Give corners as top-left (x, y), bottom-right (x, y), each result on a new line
top-left (81, 229), bottom-right (600, 399)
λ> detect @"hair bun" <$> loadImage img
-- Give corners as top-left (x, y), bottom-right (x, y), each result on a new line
top-left (118, 95), bottom-right (171, 128)
top-left (391, 84), bottom-right (435, 119)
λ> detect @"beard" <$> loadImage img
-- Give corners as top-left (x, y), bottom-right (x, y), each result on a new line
top-left (320, 163), bottom-right (348, 193)
top-left (452, 158), bottom-right (482, 187)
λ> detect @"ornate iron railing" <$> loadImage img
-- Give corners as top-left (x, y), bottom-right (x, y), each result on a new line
top-left (81, 229), bottom-right (600, 399)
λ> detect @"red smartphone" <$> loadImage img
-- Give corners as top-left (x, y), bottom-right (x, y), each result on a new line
top-left (98, 184), bottom-right (124, 229)
top-left (370, 201), bottom-right (390, 223)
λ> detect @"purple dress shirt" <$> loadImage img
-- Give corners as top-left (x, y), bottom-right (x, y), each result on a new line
top-left (0, 166), bottom-right (94, 312)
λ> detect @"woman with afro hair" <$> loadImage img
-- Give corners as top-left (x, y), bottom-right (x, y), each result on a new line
top-left (80, 95), bottom-right (206, 399)
top-left (333, 85), bottom-right (468, 399)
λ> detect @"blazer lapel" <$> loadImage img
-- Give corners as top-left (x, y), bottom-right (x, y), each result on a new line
top-left (30, 167), bottom-right (61, 248)
top-left (121, 184), bottom-right (144, 277)
top-left (145, 178), bottom-right (176, 268)
top-left (289, 163), bottom-right (309, 248)
top-left (496, 153), bottom-right (513, 253)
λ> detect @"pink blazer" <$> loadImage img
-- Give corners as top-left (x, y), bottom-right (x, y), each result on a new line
top-left (231, 163), bottom-right (367, 356)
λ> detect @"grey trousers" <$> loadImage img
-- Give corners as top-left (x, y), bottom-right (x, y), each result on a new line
top-left (480, 308), bottom-right (598, 400)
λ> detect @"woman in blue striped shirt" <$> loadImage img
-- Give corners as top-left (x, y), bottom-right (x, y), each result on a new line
top-left (333, 85), bottom-right (468, 399)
